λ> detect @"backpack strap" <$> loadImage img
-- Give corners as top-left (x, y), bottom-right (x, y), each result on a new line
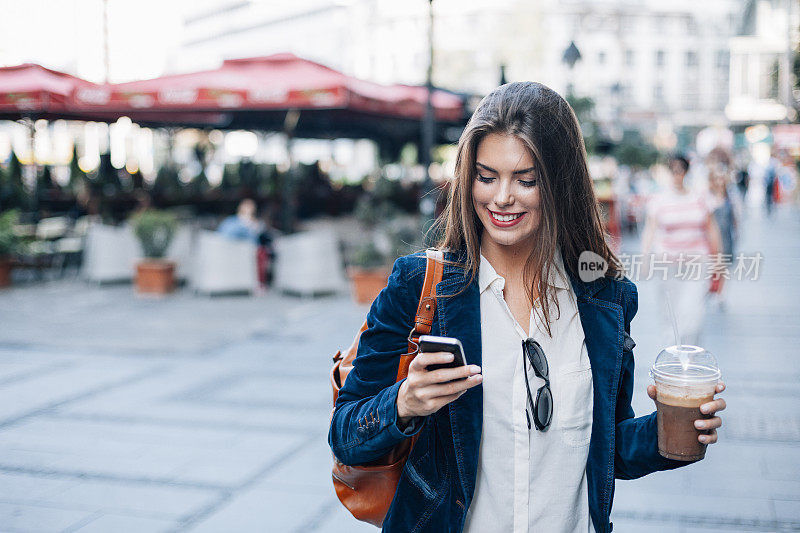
top-left (395, 249), bottom-right (444, 382)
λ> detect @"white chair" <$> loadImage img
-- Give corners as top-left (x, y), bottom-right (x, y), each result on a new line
top-left (190, 230), bottom-right (259, 295)
top-left (81, 222), bottom-right (139, 283)
top-left (272, 228), bottom-right (347, 296)
top-left (166, 225), bottom-right (194, 281)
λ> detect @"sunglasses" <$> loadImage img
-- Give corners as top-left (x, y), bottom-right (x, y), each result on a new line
top-left (522, 338), bottom-right (553, 431)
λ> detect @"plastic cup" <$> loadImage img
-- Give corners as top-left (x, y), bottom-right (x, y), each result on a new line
top-left (650, 345), bottom-right (721, 461)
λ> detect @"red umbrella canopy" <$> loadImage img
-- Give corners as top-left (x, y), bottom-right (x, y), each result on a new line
top-left (0, 63), bottom-right (102, 119)
top-left (75, 53), bottom-right (463, 122)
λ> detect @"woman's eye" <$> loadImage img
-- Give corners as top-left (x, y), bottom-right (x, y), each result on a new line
top-left (519, 179), bottom-right (537, 188)
top-left (476, 175), bottom-right (495, 183)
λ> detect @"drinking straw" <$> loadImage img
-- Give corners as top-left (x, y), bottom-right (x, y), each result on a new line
top-left (665, 289), bottom-right (682, 350)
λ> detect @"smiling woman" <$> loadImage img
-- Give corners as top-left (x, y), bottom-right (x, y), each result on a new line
top-left (329, 82), bottom-right (727, 533)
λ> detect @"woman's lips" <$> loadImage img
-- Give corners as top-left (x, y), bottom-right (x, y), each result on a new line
top-left (489, 210), bottom-right (526, 227)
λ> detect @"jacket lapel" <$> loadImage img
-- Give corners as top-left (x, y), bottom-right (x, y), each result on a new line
top-left (570, 273), bottom-right (624, 388)
top-left (435, 258), bottom-right (482, 504)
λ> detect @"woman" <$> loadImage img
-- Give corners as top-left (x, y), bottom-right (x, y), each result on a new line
top-left (329, 83), bottom-right (726, 532)
top-left (707, 167), bottom-right (739, 306)
top-left (641, 155), bottom-right (723, 346)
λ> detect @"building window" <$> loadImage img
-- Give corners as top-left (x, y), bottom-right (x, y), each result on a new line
top-left (625, 49), bottom-right (635, 66)
top-left (685, 15), bottom-right (697, 34)
top-left (656, 50), bottom-right (665, 68)
top-left (598, 51), bottom-right (607, 64)
top-left (654, 84), bottom-right (664, 102)
top-left (686, 50), bottom-right (698, 68)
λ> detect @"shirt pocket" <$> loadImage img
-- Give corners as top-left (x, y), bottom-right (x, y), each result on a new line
top-left (554, 366), bottom-right (593, 448)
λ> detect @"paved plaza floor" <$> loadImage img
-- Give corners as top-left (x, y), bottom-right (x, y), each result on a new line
top-left (0, 205), bottom-right (798, 532)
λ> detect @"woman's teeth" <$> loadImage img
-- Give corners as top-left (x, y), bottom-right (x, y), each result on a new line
top-left (491, 212), bottom-right (523, 222)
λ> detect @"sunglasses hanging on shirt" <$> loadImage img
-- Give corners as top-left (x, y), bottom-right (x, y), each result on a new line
top-left (522, 338), bottom-right (553, 431)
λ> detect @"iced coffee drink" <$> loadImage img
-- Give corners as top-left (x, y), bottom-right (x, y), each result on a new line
top-left (650, 345), bottom-right (720, 461)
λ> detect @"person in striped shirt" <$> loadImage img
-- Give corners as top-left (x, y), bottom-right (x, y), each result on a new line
top-left (641, 154), bottom-right (723, 346)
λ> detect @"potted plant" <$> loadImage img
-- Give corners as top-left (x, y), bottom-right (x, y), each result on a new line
top-left (0, 209), bottom-right (21, 287)
top-left (130, 209), bottom-right (178, 294)
top-left (348, 239), bottom-right (391, 304)
top-left (347, 176), bottom-right (413, 304)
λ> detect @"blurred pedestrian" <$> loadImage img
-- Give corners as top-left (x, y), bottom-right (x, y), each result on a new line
top-left (735, 161), bottom-right (749, 201)
top-left (764, 150), bottom-right (780, 217)
top-left (256, 228), bottom-right (276, 290)
top-left (217, 198), bottom-right (264, 243)
top-left (330, 83), bottom-right (726, 532)
top-left (706, 167), bottom-right (739, 309)
top-left (641, 154), bottom-right (723, 346)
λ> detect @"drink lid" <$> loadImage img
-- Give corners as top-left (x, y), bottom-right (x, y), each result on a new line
top-left (650, 345), bottom-right (721, 385)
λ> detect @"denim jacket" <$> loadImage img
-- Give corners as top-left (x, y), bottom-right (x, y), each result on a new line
top-left (329, 251), bottom-right (691, 532)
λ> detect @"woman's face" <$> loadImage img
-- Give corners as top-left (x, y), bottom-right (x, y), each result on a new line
top-left (471, 133), bottom-right (541, 251)
top-left (669, 160), bottom-right (687, 187)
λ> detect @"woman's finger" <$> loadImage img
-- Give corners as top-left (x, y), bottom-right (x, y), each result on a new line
top-left (716, 382), bottom-right (726, 393)
top-left (647, 384), bottom-right (657, 400)
top-left (429, 390), bottom-right (467, 411)
top-left (411, 351), bottom-right (454, 372)
top-left (699, 428), bottom-right (718, 444)
top-left (427, 364), bottom-right (481, 385)
top-left (700, 397), bottom-right (726, 414)
top-left (695, 417), bottom-right (722, 431)
top-left (425, 374), bottom-right (483, 398)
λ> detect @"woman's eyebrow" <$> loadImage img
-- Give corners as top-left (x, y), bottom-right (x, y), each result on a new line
top-left (476, 162), bottom-right (535, 175)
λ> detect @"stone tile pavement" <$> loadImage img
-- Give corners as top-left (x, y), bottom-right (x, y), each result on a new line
top-left (0, 204), bottom-right (797, 532)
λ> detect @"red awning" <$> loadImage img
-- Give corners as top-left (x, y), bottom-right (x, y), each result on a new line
top-left (0, 63), bottom-right (102, 120)
top-left (74, 53), bottom-right (463, 122)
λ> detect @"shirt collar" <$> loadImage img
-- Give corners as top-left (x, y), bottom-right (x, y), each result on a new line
top-left (478, 249), bottom-right (570, 294)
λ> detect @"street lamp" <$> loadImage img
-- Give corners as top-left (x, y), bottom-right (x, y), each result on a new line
top-left (419, 0), bottom-right (436, 242)
top-left (562, 41), bottom-right (582, 97)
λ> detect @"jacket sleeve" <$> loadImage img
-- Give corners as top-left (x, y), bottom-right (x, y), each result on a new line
top-left (328, 254), bottom-right (427, 466)
top-left (614, 278), bottom-right (696, 480)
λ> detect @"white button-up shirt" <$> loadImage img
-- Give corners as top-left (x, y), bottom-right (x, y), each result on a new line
top-left (463, 251), bottom-right (594, 533)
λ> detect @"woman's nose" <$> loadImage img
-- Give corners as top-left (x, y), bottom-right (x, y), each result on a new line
top-left (494, 181), bottom-right (514, 206)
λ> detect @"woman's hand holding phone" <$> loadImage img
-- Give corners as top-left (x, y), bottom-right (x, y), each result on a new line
top-left (396, 351), bottom-right (482, 427)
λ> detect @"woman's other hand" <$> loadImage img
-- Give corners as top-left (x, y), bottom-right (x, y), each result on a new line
top-left (647, 381), bottom-right (727, 445)
top-left (397, 351), bottom-right (482, 425)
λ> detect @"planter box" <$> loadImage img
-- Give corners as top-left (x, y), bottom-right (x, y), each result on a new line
top-left (0, 257), bottom-right (13, 288)
top-left (135, 260), bottom-right (176, 294)
top-left (349, 267), bottom-right (390, 305)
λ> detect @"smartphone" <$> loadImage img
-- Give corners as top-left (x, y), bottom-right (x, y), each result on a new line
top-left (418, 335), bottom-right (467, 371)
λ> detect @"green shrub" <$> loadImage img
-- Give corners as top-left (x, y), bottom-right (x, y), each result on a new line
top-left (0, 209), bottom-right (21, 257)
top-left (130, 209), bottom-right (178, 259)
top-left (351, 240), bottom-right (386, 270)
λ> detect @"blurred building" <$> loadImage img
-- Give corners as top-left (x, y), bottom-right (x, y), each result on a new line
top-left (177, 0), bottom-right (750, 141)
top-left (532, 0), bottom-right (743, 138)
top-left (726, 0), bottom-right (799, 124)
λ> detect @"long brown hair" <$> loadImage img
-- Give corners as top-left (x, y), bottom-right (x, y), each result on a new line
top-left (432, 81), bottom-right (622, 336)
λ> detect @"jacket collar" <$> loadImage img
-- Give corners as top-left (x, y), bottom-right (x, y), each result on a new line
top-left (441, 249), bottom-right (610, 301)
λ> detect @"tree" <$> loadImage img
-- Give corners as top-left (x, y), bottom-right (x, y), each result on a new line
top-left (68, 145), bottom-right (86, 195)
top-left (566, 95), bottom-right (600, 154)
top-left (613, 130), bottom-right (659, 169)
top-left (0, 152), bottom-right (26, 210)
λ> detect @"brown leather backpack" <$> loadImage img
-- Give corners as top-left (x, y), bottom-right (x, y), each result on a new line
top-left (329, 249), bottom-right (444, 527)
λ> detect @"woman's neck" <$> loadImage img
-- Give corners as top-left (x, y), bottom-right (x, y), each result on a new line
top-left (480, 237), bottom-right (532, 282)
